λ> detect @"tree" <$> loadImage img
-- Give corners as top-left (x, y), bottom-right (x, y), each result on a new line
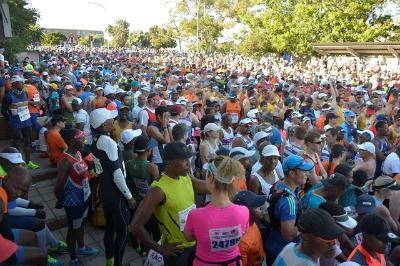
top-left (147, 26), bottom-right (177, 49)
top-left (241, 0), bottom-right (399, 56)
top-left (41, 32), bottom-right (66, 46)
top-left (78, 35), bottom-right (105, 47)
top-left (127, 31), bottom-right (151, 48)
top-left (0, 0), bottom-right (42, 62)
top-left (107, 19), bottom-right (130, 47)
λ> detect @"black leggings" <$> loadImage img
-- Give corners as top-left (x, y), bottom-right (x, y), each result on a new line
top-left (102, 195), bottom-right (130, 266)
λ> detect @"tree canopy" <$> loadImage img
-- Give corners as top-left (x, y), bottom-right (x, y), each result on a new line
top-left (41, 32), bottom-right (66, 46)
top-left (107, 19), bottom-right (130, 47)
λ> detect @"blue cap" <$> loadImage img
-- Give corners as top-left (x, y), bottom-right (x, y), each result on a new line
top-left (228, 91), bottom-right (237, 99)
top-left (233, 190), bottom-right (267, 208)
top-left (282, 155), bottom-right (314, 172)
top-left (343, 110), bottom-right (355, 118)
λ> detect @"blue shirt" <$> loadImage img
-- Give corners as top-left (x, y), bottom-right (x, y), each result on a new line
top-left (274, 243), bottom-right (318, 266)
top-left (270, 126), bottom-right (283, 146)
top-left (266, 182), bottom-right (300, 256)
top-left (341, 122), bottom-right (354, 143)
top-left (301, 186), bottom-right (326, 210)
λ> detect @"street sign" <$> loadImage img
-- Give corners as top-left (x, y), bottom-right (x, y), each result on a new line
top-left (67, 33), bottom-right (77, 44)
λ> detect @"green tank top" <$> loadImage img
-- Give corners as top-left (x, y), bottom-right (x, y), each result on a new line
top-left (126, 159), bottom-right (150, 202)
top-left (151, 173), bottom-right (196, 248)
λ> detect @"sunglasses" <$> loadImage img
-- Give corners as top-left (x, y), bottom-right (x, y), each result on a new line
top-left (315, 236), bottom-right (337, 244)
top-left (313, 141), bottom-right (323, 144)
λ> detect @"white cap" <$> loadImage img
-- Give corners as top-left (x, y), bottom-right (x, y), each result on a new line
top-left (229, 147), bottom-right (256, 160)
top-left (89, 108), bottom-right (118, 129)
top-left (104, 86), bottom-right (116, 96)
top-left (10, 75), bottom-right (25, 84)
top-left (239, 118), bottom-right (253, 125)
top-left (253, 131), bottom-right (270, 144)
top-left (338, 262), bottom-right (361, 266)
top-left (0, 152), bottom-right (25, 164)
top-left (291, 111), bottom-right (302, 118)
top-left (356, 129), bottom-right (374, 140)
top-left (42, 72), bottom-right (48, 76)
top-left (120, 129), bottom-right (142, 144)
top-left (72, 98), bottom-right (82, 105)
top-left (94, 87), bottom-right (103, 92)
top-left (261, 145), bottom-right (281, 157)
top-left (357, 142), bottom-right (375, 154)
top-left (247, 109), bottom-right (259, 119)
top-left (141, 86), bottom-right (151, 92)
top-left (176, 97), bottom-right (187, 105)
top-left (318, 93), bottom-right (328, 99)
top-left (204, 123), bottom-right (220, 133)
top-left (303, 116), bottom-right (311, 123)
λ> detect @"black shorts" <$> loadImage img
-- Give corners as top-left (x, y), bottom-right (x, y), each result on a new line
top-left (11, 126), bottom-right (32, 144)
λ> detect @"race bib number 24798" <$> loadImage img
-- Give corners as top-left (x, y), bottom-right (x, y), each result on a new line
top-left (209, 225), bottom-right (242, 252)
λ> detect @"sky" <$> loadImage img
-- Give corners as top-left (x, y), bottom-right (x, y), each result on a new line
top-left (28, 0), bottom-right (172, 32)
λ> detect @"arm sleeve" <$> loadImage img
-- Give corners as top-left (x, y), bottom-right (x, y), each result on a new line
top-left (8, 207), bottom-right (36, 216)
top-left (138, 110), bottom-right (149, 127)
top-left (16, 198), bottom-right (30, 207)
top-left (113, 168), bottom-right (132, 200)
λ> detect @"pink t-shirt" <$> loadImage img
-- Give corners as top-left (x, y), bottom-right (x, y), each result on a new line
top-left (185, 203), bottom-right (249, 265)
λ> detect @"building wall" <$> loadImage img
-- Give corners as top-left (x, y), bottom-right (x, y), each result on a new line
top-left (43, 28), bottom-right (103, 38)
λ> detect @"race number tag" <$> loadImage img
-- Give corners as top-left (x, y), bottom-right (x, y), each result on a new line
top-left (144, 249), bottom-right (164, 266)
top-left (82, 179), bottom-right (91, 201)
top-left (92, 155), bottom-right (103, 175)
top-left (72, 161), bottom-right (88, 176)
top-left (209, 225), bottom-right (242, 252)
top-left (33, 94), bottom-right (40, 102)
top-left (230, 113), bottom-right (239, 124)
top-left (178, 204), bottom-right (196, 231)
top-left (17, 106), bottom-right (30, 121)
top-left (134, 178), bottom-right (150, 198)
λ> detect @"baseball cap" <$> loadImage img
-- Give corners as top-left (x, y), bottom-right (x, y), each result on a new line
top-left (319, 202), bottom-right (357, 230)
top-left (356, 129), bottom-right (374, 140)
top-left (170, 104), bottom-right (185, 116)
top-left (247, 109), bottom-right (259, 119)
top-left (356, 194), bottom-right (376, 214)
top-left (94, 87), bottom-right (103, 92)
top-left (10, 75), bottom-right (25, 84)
top-left (120, 129), bottom-right (142, 145)
top-left (370, 176), bottom-right (400, 191)
top-left (343, 110), bottom-right (355, 118)
top-left (339, 262), bottom-right (361, 266)
top-left (89, 108), bottom-right (118, 129)
top-left (164, 142), bottom-right (195, 161)
top-left (229, 147), bottom-right (256, 161)
top-left (261, 145), bottom-right (280, 157)
top-left (134, 135), bottom-right (157, 153)
top-left (228, 91), bottom-right (237, 99)
top-left (321, 173), bottom-right (350, 190)
top-left (253, 131), bottom-right (270, 145)
top-left (42, 71), bottom-right (48, 76)
top-left (0, 151), bottom-right (25, 164)
top-left (318, 92), bottom-right (328, 99)
top-left (357, 142), bottom-right (375, 154)
top-left (233, 190), bottom-right (267, 209)
top-left (176, 97), bottom-right (187, 105)
top-left (204, 123), bottom-right (220, 133)
top-left (361, 213), bottom-right (400, 242)
top-left (50, 115), bottom-right (65, 126)
top-left (291, 111), bottom-right (302, 118)
top-left (302, 116), bottom-right (311, 123)
top-left (0, 235), bottom-right (17, 262)
top-left (71, 98), bottom-right (82, 106)
top-left (239, 118), bottom-right (253, 125)
top-left (282, 155), bottom-right (314, 172)
top-left (298, 208), bottom-right (345, 240)
top-left (48, 83), bottom-right (59, 90)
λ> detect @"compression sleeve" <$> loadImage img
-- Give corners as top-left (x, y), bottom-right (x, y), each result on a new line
top-left (113, 168), bottom-right (133, 200)
top-left (16, 198), bottom-right (30, 207)
top-left (8, 206), bottom-right (36, 216)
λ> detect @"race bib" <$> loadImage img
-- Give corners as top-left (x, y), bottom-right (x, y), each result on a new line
top-left (17, 106), bottom-right (30, 122)
top-left (144, 249), bottom-right (164, 266)
top-left (178, 204), bottom-right (196, 231)
top-left (134, 178), bottom-right (150, 198)
top-left (33, 94), bottom-right (40, 102)
top-left (82, 178), bottom-right (91, 201)
top-left (209, 225), bottom-right (242, 252)
top-left (72, 161), bottom-right (88, 176)
top-left (92, 155), bottom-right (103, 175)
top-left (230, 113), bottom-right (239, 124)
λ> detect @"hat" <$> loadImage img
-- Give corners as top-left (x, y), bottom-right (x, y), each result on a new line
top-left (253, 131), bottom-right (270, 144)
top-left (176, 97), bottom-right (187, 105)
top-left (247, 109), bottom-right (259, 119)
top-left (262, 112), bottom-right (273, 122)
top-left (319, 202), bottom-right (357, 230)
top-left (282, 155), bottom-right (314, 172)
top-left (164, 142), bottom-right (195, 161)
top-left (357, 142), bottom-right (375, 154)
top-left (170, 104), bottom-right (185, 116)
top-left (343, 110), bottom-right (355, 118)
top-left (10, 75), bottom-right (25, 84)
top-left (302, 116), bottom-right (311, 123)
top-left (298, 208), bottom-right (345, 240)
top-left (120, 129), bottom-right (142, 145)
top-left (261, 145), bottom-right (280, 157)
top-left (228, 91), bottom-right (237, 99)
top-left (356, 129), bottom-right (374, 140)
top-left (229, 147), bottom-right (256, 161)
top-left (42, 71), bottom-right (48, 76)
top-left (94, 87), bottom-right (103, 92)
top-left (204, 123), bottom-right (220, 133)
top-left (318, 93), bottom-right (328, 99)
top-left (291, 111), bottom-right (303, 118)
top-left (50, 114), bottom-right (66, 126)
top-left (0, 235), bottom-right (17, 262)
top-left (339, 262), bottom-right (361, 266)
top-left (239, 118), bottom-right (253, 125)
top-left (134, 135), bottom-right (157, 153)
top-left (321, 173), bottom-right (350, 190)
top-left (233, 190), bottom-right (267, 208)
top-left (89, 108), bottom-right (118, 129)
top-left (71, 98), bottom-right (82, 106)
top-left (48, 83), bottom-right (59, 90)
top-left (356, 194), bottom-right (376, 214)
top-left (371, 176), bottom-right (400, 191)
top-left (0, 152), bottom-right (25, 164)
top-left (361, 213), bottom-right (400, 242)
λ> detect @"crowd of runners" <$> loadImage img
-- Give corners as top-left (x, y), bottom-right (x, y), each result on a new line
top-left (1, 46), bottom-right (400, 265)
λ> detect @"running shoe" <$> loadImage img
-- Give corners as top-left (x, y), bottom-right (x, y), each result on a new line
top-left (106, 257), bottom-right (114, 266)
top-left (48, 241), bottom-right (69, 255)
top-left (76, 246), bottom-right (99, 256)
top-left (48, 255), bottom-right (64, 266)
top-left (27, 161), bottom-right (40, 169)
top-left (69, 258), bottom-right (84, 266)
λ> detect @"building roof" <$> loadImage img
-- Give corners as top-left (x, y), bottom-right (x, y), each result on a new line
top-left (313, 42), bottom-right (400, 58)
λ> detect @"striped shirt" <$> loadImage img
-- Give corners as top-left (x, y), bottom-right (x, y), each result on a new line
top-left (283, 141), bottom-right (303, 159)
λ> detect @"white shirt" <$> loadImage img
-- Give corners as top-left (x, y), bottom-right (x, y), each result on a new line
top-left (382, 152), bottom-right (400, 176)
top-left (131, 105), bottom-right (143, 123)
top-left (0, 54), bottom-right (4, 63)
top-left (73, 109), bottom-right (92, 144)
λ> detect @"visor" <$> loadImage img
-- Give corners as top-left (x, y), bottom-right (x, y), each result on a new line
top-left (0, 153), bottom-right (25, 164)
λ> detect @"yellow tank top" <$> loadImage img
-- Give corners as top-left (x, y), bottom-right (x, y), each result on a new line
top-left (151, 173), bottom-right (196, 248)
top-left (112, 120), bottom-right (133, 142)
top-left (337, 106), bottom-right (344, 125)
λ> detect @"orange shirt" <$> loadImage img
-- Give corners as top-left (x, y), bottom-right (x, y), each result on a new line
top-left (239, 222), bottom-right (265, 266)
top-left (26, 84), bottom-right (41, 113)
top-left (233, 177), bottom-right (247, 192)
top-left (315, 115), bottom-right (326, 130)
top-left (322, 161), bottom-right (338, 176)
top-left (47, 129), bottom-right (67, 164)
top-left (226, 100), bottom-right (241, 124)
top-left (0, 187), bottom-right (8, 213)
